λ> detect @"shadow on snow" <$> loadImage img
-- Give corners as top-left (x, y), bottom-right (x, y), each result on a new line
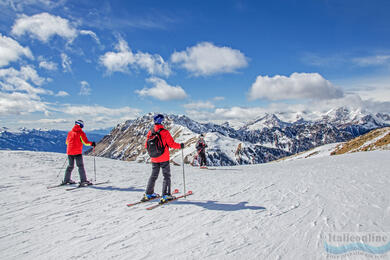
top-left (174, 200), bottom-right (266, 212)
top-left (88, 185), bottom-right (144, 192)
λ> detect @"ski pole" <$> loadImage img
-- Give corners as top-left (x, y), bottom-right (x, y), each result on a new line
top-left (56, 156), bottom-right (68, 181)
top-left (93, 147), bottom-right (96, 182)
top-left (182, 149), bottom-right (186, 197)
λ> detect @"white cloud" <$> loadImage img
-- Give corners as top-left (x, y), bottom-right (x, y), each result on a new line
top-left (79, 30), bottom-right (101, 45)
top-left (15, 104), bottom-right (142, 130)
top-left (184, 101), bottom-right (215, 110)
top-left (99, 39), bottom-right (134, 73)
top-left (136, 77), bottom-right (187, 101)
top-left (55, 90), bottom-right (69, 97)
top-left (135, 52), bottom-right (171, 76)
top-left (301, 53), bottom-right (346, 67)
top-left (79, 80), bottom-right (91, 96)
top-left (0, 65), bottom-right (54, 117)
top-left (171, 42), bottom-right (248, 76)
top-left (213, 96), bottom-right (225, 101)
top-left (248, 72), bottom-right (344, 101)
top-left (302, 52), bottom-right (390, 69)
top-left (34, 118), bottom-right (70, 124)
top-left (39, 60), bottom-right (58, 71)
top-left (353, 55), bottom-right (390, 66)
top-left (0, 33), bottom-right (33, 67)
top-left (355, 87), bottom-right (390, 102)
top-left (2, 0), bottom-right (66, 12)
top-left (0, 92), bottom-right (49, 116)
top-left (60, 104), bottom-right (141, 117)
top-left (0, 65), bottom-right (49, 97)
top-left (213, 106), bottom-right (267, 120)
top-left (100, 38), bottom-right (171, 76)
top-left (338, 76), bottom-right (390, 103)
top-left (11, 12), bottom-right (77, 43)
top-left (61, 53), bottom-right (72, 72)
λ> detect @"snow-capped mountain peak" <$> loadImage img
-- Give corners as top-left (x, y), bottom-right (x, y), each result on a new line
top-left (322, 106), bottom-right (366, 124)
top-left (243, 113), bottom-right (290, 131)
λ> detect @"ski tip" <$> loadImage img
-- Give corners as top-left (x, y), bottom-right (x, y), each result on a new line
top-left (188, 190), bottom-right (193, 195)
top-left (173, 188), bottom-right (179, 194)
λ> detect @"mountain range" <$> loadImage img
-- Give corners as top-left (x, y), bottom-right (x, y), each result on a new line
top-left (89, 107), bottom-right (390, 166)
top-left (1, 107), bottom-right (388, 165)
top-left (0, 127), bottom-right (109, 153)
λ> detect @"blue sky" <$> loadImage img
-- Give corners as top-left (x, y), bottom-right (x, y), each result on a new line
top-left (0, 0), bottom-right (390, 130)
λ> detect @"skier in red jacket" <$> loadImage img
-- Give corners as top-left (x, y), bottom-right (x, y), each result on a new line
top-left (63, 120), bottom-right (96, 186)
top-left (142, 114), bottom-right (184, 203)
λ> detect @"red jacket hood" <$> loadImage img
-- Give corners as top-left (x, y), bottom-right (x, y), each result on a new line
top-left (72, 124), bottom-right (83, 132)
top-left (153, 124), bottom-right (164, 132)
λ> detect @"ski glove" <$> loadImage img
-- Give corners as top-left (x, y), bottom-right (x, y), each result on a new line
top-left (92, 142), bottom-right (96, 147)
top-left (180, 143), bottom-right (185, 149)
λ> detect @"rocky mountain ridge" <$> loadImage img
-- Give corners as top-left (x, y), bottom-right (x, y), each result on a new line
top-left (90, 107), bottom-right (390, 166)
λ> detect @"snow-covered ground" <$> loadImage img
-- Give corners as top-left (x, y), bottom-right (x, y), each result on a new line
top-left (0, 150), bottom-right (389, 259)
top-left (282, 143), bottom-right (341, 161)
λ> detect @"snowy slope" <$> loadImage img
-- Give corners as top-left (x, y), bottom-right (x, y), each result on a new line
top-left (281, 143), bottom-right (341, 161)
top-left (0, 150), bottom-right (389, 259)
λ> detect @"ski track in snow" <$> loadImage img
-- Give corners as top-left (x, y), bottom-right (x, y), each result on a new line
top-left (0, 150), bottom-right (389, 259)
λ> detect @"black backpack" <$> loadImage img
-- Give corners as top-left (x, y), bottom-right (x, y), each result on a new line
top-left (146, 128), bottom-right (166, 158)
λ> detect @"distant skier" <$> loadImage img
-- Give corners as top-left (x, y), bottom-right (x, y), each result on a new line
top-left (196, 133), bottom-right (208, 167)
top-left (143, 114), bottom-right (184, 203)
top-left (63, 120), bottom-right (96, 186)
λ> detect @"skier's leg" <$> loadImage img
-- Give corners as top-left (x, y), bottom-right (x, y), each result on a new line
top-left (161, 161), bottom-right (171, 196)
top-left (146, 162), bottom-right (160, 194)
top-left (75, 154), bottom-right (87, 182)
top-left (64, 155), bottom-right (75, 182)
top-left (200, 152), bottom-right (206, 166)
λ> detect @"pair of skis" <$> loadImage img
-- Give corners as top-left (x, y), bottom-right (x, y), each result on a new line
top-left (126, 189), bottom-right (193, 210)
top-left (47, 181), bottom-right (110, 191)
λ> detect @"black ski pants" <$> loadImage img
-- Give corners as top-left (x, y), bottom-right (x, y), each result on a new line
top-left (199, 151), bottom-right (207, 166)
top-left (146, 161), bottom-right (171, 196)
top-left (64, 154), bottom-right (87, 183)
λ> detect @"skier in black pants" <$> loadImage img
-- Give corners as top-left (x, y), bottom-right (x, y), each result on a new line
top-left (142, 114), bottom-right (184, 203)
top-left (63, 120), bottom-right (96, 186)
top-left (196, 134), bottom-right (208, 167)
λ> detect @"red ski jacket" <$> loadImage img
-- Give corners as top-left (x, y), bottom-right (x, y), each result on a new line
top-left (145, 124), bottom-right (181, 163)
top-left (66, 124), bottom-right (93, 155)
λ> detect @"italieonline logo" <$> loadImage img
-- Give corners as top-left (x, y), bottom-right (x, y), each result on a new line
top-left (323, 232), bottom-right (390, 256)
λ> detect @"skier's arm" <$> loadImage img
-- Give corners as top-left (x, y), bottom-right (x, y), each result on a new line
top-left (80, 131), bottom-right (93, 146)
top-left (164, 130), bottom-right (181, 149)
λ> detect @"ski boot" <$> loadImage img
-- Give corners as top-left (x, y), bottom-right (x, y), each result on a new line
top-left (141, 193), bottom-right (159, 202)
top-left (159, 194), bottom-right (176, 204)
top-left (79, 180), bottom-right (93, 187)
top-left (61, 179), bottom-right (76, 185)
